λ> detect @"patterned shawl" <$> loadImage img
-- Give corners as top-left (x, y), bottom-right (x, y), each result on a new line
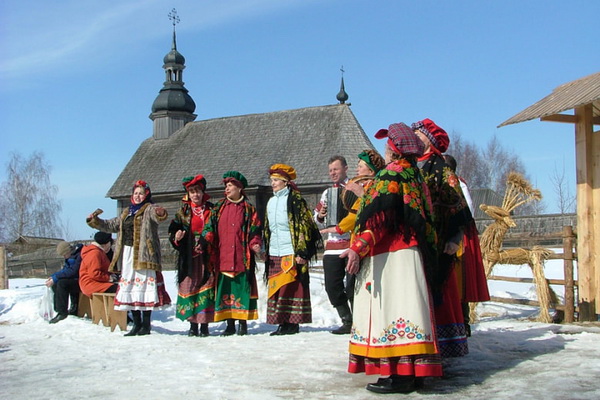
top-left (263, 188), bottom-right (322, 284)
top-left (355, 157), bottom-right (439, 292)
top-left (418, 152), bottom-right (472, 287)
top-left (168, 199), bottom-right (214, 284)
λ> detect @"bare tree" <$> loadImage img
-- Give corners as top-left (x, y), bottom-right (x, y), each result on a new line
top-left (0, 152), bottom-right (63, 242)
top-left (550, 162), bottom-right (576, 214)
top-left (447, 133), bottom-right (543, 215)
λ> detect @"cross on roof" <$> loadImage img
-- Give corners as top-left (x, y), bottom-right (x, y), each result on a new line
top-left (168, 8), bottom-right (180, 27)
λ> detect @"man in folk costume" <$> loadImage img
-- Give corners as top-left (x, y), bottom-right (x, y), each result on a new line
top-left (169, 174), bottom-right (215, 337)
top-left (341, 122), bottom-right (441, 394)
top-left (314, 155), bottom-right (355, 334)
top-left (263, 164), bottom-right (322, 335)
top-left (412, 118), bottom-right (472, 357)
top-left (201, 171), bottom-right (263, 336)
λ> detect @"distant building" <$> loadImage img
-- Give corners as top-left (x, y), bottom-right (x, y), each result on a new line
top-left (107, 26), bottom-right (375, 237)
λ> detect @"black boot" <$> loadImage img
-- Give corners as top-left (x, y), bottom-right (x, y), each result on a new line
top-left (188, 322), bottom-right (199, 337)
top-left (199, 323), bottom-right (210, 337)
top-left (137, 311), bottom-right (152, 336)
top-left (49, 313), bottom-right (68, 324)
top-left (68, 293), bottom-right (79, 315)
top-left (331, 303), bottom-right (352, 334)
top-left (283, 323), bottom-right (299, 335)
top-left (237, 320), bottom-right (248, 336)
top-left (270, 324), bottom-right (285, 336)
top-left (125, 311), bottom-right (142, 336)
top-left (221, 319), bottom-right (236, 336)
top-left (366, 375), bottom-right (416, 394)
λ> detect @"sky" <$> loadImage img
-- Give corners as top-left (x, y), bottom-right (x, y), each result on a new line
top-left (1, 0), bottom-right (599, 241)
top-left (2, 259), bottom-right (600, 399)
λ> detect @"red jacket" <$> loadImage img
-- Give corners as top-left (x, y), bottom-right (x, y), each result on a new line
top-left (79, 244), bottom-right (113, 296)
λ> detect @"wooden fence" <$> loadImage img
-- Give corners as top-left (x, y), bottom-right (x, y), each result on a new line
top-left (486, 226), bottom-right (577, 323)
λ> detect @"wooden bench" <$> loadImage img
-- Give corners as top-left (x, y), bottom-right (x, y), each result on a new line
top-left (77, 293), bottom-right (93, 319)
top-left (91, 292), bottom-right (127, 332)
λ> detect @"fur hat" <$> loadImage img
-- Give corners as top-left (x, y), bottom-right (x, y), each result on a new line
top-left (56, 241), bottom-right (73, 257)
top-left (94, 231), bottom-right (113, 245)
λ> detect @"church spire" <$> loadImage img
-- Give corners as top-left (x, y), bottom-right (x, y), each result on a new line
top-left (336, 65), bottom-right (349, 104)
top-left (149, 8), bottom-right (197, 140)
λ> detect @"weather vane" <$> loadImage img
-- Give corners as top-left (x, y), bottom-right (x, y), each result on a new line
top-left (168, 8), bottom-right (180, 28)
top-left (340, 65), bottom-right (345, 77)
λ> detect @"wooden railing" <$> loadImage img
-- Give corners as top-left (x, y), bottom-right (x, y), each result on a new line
top-left (487, 226), bottom-right (577, 322)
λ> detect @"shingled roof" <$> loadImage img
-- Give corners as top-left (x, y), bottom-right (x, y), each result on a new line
top-left (107, 103), bottom-right (375, 198)
top-left (499, 71), bottom-right (600, 127)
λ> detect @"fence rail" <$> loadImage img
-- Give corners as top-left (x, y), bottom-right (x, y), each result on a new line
top-left (485, 225), bottom-right (577, 322)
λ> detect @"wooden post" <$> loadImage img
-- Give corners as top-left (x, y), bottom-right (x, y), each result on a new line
top-left (0, 246), bottom-right (7, 289)
top-left (575, 104), bottom-right (598, 321)
top-left (563, 226), bottom-right (575, 323)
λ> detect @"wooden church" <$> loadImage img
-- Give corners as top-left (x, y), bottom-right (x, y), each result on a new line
top-left (107, 25), bottom-right (375, 237)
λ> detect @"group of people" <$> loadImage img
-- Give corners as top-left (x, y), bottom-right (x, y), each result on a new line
top-left (337, 119), bottom-right (489, 394)
top-left (46, 117), bottom-right (489, 395)
top-left (45, 231), bottom-right (117, 324)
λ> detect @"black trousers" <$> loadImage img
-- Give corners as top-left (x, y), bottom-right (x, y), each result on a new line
top-left (323, 254), bottom-right (355, 308)
top-left (52, 278), bottom-right (80, 314)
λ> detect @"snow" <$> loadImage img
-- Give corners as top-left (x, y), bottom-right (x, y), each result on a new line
top-left (1, 259), bottom-right (600, 400)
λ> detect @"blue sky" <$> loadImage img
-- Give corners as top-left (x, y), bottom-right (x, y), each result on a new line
top-left (1, 0), bottom-right (598, 240)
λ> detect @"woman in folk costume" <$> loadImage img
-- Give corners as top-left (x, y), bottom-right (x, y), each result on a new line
top-left (168, 175), bottom-right (215, 337)
top-left (263, 164), bottom-right (321, 336)
top-left (87, 180), bottom-right (171, 336)
top-left (201, 171), bottom-right (263, 336)
top-left (341, 122), bottom-right (441, 394)
top-left (412, 118), bottom-right (472, 357)
top-left (443, 154), bottom-right (490, 336)
top-left (319, 149), bottom-right (386, 239)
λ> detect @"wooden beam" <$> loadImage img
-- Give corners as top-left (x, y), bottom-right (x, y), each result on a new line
top-left (489, 274), bottom-right (575, 286)
top-left (541, 114), bottom-right (579, 123)
top-left (541, 114), bottom-right (600, 125)
top-left (575, 104), bottom-right (598, 320)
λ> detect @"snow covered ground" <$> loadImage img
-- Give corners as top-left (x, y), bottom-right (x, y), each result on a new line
top-left (1, 258), bottom-right (599, 400)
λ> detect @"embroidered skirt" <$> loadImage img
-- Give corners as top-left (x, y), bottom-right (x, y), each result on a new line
top-left (214, 270), bottom-right (258, 322)
top-left (434, 269), bottom-right (469, 358)
top-left (176, 253), bottom-right (215, 323)
top-left (348, 247), bottom-right (442, 377)
top-left (266, 255), bottom-right (312, 325)
top-left (114, 245), bottom-right (171, 311)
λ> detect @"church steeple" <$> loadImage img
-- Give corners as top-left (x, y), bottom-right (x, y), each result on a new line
top-left (149, 9), bottom-right (197, 139)
top-left (336, 65), bottom-right (349, 104)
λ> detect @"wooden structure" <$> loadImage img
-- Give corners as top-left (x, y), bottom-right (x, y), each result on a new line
top-left (486, 226), bottom-right (577, 322)
top-left (0, 246), bottom-right (7, 290)
top-left (478, 172), bottom-right (558, 322)
top-left (499, 71), bottom-right (600, 321)
top-left (91, 293), bottom-right (127, 332)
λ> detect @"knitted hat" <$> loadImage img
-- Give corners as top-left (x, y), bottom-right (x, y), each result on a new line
top-left (182, 174), bottom-right (206, 191)
top-left (375, 122), bottom-right (425, 157)
top-left (94, 231), bottom-right (113, 245)
top-left (56, 241), bottom-right (73, 257)
top-left (411, 118), bottom-right (449, 153)
top-left (268, 164), bottom-right (297, 181)
top-left (222, 171), bottom-right (248, 188)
